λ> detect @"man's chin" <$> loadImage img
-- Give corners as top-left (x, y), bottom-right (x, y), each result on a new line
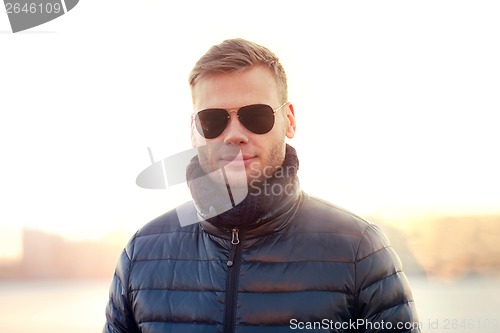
top-left (222, 167), bottom-right (250, 188)
top-left (207, 159), bottom-right (268, 191)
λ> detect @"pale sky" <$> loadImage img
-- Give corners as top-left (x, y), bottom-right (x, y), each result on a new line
top-left (1, 1), bottom-right (499, 258)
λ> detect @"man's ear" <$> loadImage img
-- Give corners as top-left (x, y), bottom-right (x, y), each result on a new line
top-left (285, 103), bottom-right (296, 139)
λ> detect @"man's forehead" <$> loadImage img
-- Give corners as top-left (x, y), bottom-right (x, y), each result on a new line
top-left (191, 66), bottom-right (280, 110)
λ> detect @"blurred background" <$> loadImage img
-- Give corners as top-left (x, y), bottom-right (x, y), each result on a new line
top-left (1, 1), bottom-right (499, 332)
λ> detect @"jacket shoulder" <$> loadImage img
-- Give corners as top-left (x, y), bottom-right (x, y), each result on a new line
top-left (295, 193), bottom-right (372, 237)
top-left (292, 194), bottom-right (399, 264)
top-left (125, 201), bottom-right (201, 261)
top-left (299, 194), bottom-right (394, 255)
top-left (133, 199), bottom-right (204, 235)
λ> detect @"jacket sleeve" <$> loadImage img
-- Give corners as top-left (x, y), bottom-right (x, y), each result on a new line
top-left (354, 224), bottom-right (421, 333)
top-left (103, 239), bottom-right (140, 333)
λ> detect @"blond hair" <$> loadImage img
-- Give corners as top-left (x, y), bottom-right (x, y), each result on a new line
top-left (189, 38), bottom-right (288, 103)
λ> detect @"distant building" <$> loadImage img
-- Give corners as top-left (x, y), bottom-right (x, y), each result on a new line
top-left (1, 229), bottom-right (123, 279)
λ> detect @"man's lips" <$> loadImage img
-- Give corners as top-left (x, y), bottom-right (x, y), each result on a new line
top-left (220, 154), bottom-right (256, 166)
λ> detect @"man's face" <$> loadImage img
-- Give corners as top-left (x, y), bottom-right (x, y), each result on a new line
top-left (191, 65), bottom-right (296, 188)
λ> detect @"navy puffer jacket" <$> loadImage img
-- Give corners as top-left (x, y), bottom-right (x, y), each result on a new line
top-left (103, 189), bottom-right (420, 333)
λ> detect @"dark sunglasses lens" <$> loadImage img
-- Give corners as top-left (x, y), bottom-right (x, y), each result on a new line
top-left (196, 109), bottom-right (228, 139)
top-left (239, 104), bottom-right (275, 134)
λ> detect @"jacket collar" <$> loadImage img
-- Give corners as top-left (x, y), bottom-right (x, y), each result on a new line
top-left (199, 183), bottom-right (304, 240)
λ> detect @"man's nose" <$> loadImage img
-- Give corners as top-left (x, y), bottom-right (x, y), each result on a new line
top-left (223, 112), bottom-right (249, 145)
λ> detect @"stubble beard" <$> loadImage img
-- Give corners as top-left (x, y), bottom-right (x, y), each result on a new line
top-left (197, 138), bottom-right (286, 192)
top-left (246, 139), bottom-right (286, 193)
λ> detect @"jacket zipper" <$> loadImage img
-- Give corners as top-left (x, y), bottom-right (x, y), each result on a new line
top-left (224, 228), bottom-right (242, 333)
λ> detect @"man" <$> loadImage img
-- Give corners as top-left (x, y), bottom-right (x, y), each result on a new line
top-left (104, 38), bottom-right (420, 332)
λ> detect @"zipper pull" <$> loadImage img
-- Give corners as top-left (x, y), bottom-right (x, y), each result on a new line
top-left (227, 228), bottom-right (240, 267)
top-left (231, 228), bottom-right (240, 245)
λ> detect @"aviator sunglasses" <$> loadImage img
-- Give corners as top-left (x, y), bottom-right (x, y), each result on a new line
top-left (194, 102), bottom-right (287, 139)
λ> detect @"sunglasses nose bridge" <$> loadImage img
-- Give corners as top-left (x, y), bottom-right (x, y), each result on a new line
top-left (223, 109), bottom-right (250, 139)
top-left (226, 109), bottom-right (244, 126)
top-left (225, 110), bottom-right (244, 129)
